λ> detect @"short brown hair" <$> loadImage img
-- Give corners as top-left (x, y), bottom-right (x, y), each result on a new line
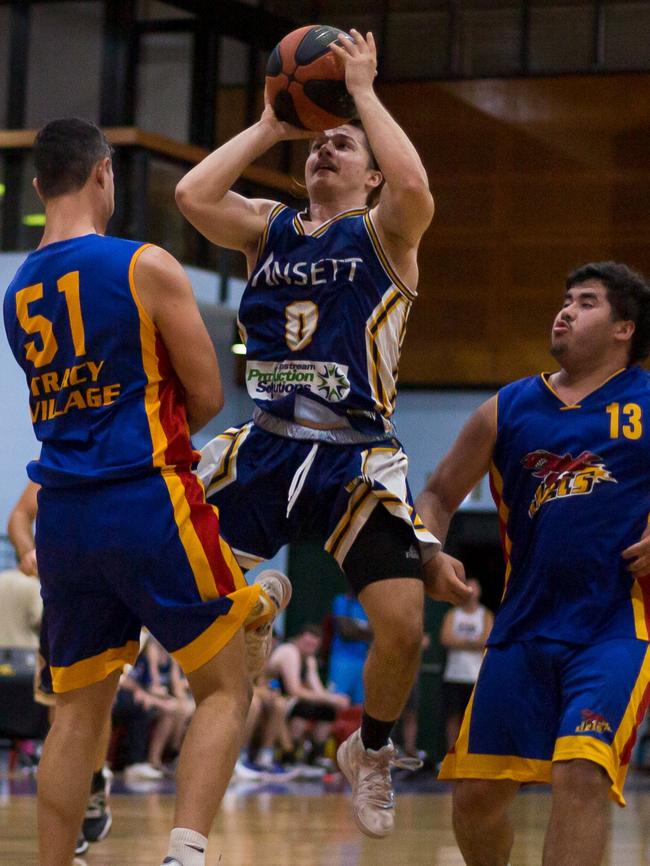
top-left (34, 118), bottom-right (113, 199)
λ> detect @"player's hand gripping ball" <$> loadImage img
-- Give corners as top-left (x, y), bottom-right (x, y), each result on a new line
top-left (265, 24), bottom-right (358, 131)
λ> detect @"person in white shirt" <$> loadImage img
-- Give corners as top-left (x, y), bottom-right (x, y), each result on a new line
top-left (440, 578), bottom-right (493, 751)
top-left (0, 567), bottom-right (42, 649)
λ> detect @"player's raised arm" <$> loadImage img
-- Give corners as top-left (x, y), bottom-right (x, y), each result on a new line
top-left (175, 109), bottom-right (310, 259)
top-left (330, 29), bottom-right (434, 249)
top-left (416, 396), bottom-right (498, 544)
top-left (134, 246), bottom-right (222, 434)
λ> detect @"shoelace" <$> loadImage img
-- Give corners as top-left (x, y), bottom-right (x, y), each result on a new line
top-left (357, 753), bottom-right (423, 809)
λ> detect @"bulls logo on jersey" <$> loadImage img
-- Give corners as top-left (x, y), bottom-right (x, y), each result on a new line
top-left (522, 449), bottom-right (617, 517)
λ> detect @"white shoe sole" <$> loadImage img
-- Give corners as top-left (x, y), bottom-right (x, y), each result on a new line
top-left (85, 808), bottom-right (112, 843)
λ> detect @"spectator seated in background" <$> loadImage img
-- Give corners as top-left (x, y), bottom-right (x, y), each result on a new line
top-left (142, 637), bottom-right (194, 773)
top-left (267, 624), bottom-right (349, 776)
top-left (233, 681), bottom-right (297, 781)
top-left (327, 592), bottom-right (371, 706)
top-left (111, 636), bottom-right (187, 782)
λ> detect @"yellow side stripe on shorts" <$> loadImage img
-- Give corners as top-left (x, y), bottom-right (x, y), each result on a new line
top-left (171, 585), bottom-right (260, 674)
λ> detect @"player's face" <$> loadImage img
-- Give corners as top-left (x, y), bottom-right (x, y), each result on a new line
top-left (305, 125), bottom-right (375, 200)
top-left (550, 280), bottom-right (630, 361)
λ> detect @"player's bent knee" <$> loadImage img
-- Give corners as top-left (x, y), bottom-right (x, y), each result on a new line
top-left (453, 780), bottom-right (513, 824)
top-left (373, 611), bottom-right (422, 656)
top-left (552, 759), bottom-right (610, 799)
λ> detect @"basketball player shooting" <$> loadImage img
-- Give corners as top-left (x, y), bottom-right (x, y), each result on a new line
top-left (176, 28), bottom-right (470, 839)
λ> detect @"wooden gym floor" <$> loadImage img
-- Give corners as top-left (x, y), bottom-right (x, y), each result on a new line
top-left (2, 772), bottom-right (650, 865)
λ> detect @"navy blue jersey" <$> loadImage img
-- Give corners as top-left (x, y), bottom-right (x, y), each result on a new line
top-left (239, 205), bottom-right (416, 438)
top-left (489, 367), bottom-right (650, 645)
top-left (4, 234), bottom-right (198, 486)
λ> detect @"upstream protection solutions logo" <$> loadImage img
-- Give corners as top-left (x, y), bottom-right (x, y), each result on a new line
top-left (246, 360), bottom-right (351, 402)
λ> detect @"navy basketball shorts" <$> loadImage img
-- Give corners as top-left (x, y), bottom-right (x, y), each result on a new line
top-left (35, 471), bottom-right (261, 693)
top-left (197, 422), bottom-right (439, 582)
top-left (439, 637), bottom-right (650, 805)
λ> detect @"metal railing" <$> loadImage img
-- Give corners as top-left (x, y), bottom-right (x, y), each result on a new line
top-left (0, 126), bottom-right (300, 301)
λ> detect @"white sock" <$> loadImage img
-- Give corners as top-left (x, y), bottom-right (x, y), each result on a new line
top-left (165, 827), bottom-right (208, 866)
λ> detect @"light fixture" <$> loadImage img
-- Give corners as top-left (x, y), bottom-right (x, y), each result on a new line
top-left (23, 214), bottom-right (46, 227)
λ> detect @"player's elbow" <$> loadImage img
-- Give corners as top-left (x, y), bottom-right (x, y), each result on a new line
top-left (175, 176), bottom-right (207, 218)
top-left (175, 179), bottom-right (194, 216)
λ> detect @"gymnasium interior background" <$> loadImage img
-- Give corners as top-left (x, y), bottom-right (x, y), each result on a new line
top-left (1, 0), bottom-right (649, 760)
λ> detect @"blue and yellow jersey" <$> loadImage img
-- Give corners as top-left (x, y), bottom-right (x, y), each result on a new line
top-left (489, 366), bottom-right (650, 645)
top-left (3, 234), bottom-right (198, 486)
top-left (239, 205), bottom-right (415, 438)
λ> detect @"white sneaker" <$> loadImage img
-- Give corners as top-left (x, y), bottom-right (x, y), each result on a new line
top-left (245, 570), bottom-right (292, 680)
top-left (337, 729), bottom-right (417, 839)
top-left (233, 758), bottom-right (264, 781)
top-left (292, 762), bottom-right (327, 780)
top-left (123, 762), bottom-right (164, 781)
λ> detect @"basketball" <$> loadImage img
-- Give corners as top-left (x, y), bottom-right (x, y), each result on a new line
top-left (265, 25), bottom-right (357, 132)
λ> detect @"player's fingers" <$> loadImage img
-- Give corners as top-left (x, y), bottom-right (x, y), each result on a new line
top-left (329, 42), bottom-right (349, 70)
top-left (628, 556), bottom-right (650, 573)
top-left (447, 575), bottom-right (472, 601)
top-left (622, 542), bottom-right (642, 559)
top-left (338, 32), bottom-right (358, 54)
top-left (367, 31), bottom-right (377, 54)
top-left (450, 558), bottom-right (467, 583)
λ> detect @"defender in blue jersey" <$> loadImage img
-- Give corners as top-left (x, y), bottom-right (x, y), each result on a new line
top-left (417, 262), bottom-right (650, 866)
top-left (3, 119), bottom-right (274, 866)
top-left (177, 29), bottom-right (470, 839)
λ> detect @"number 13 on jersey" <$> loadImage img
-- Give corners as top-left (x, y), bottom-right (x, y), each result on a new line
top-left (606, 402), bottom-right (643, 439)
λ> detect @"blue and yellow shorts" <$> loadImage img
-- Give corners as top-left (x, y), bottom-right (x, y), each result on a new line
top-left (439, 637), bottom-right (650, 805)
top-left (35, 471), bottom-right (261, 694)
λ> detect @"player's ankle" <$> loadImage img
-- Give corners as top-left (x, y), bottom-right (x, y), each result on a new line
top-left (165, 827), bottom-right (208, 866)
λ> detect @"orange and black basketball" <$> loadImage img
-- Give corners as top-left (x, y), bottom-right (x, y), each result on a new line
top-left (265, 25), bottom-right (357, 132)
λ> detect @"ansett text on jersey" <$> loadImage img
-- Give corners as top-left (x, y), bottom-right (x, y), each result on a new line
top-left (238, 205), bottom-right (416, 437)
